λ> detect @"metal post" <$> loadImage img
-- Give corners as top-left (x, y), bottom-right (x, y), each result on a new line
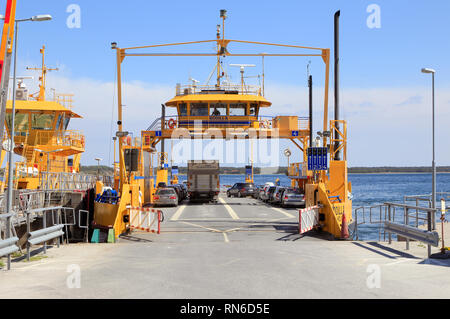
top-left (308, 75), bottom-right (313, 147)
top-left (388, 205), bottom-right (392, 244)
top-left (427, 211), bottom-right (432, 258)
top-left (5, 21), bottom-right (19, 271)
top-left (431, 72), bottom-right (436, 230)
top-left (333, 10), bottom-right (340, 160)
top-left (405, 207), bottom-right (409, 250)
top-left (43, 210), bottom-right (46, 254)
top-left (26, 211), bottom-right (30, 261)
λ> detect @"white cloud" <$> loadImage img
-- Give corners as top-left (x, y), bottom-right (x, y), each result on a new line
top-left (27, 75), bottom-right (450, 167)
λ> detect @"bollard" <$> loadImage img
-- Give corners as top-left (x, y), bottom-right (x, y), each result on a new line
top-left (91, 229), bottom-right (100, 243)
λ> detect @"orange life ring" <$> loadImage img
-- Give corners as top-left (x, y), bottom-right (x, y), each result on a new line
top-left (168, 118), bottom-right (177, 129)
top-left (260, 120), bottom-right (269, 129)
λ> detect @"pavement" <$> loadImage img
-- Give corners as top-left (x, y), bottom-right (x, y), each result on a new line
top-left (1, 193), bottom-right (450, 299)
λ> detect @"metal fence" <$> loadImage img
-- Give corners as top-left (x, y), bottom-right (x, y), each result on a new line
top-left (353, 202), bottom-right (441, 257)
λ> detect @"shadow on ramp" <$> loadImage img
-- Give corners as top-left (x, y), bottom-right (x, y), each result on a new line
top-left (119, 234), bottom-right (154, 243)
top-left (352, 242), bottom-right (421, 260)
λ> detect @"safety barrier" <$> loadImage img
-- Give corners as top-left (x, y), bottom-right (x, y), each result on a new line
top-left (25, 206), bottom-right (64, 261)
top-left (299, 205), bottom-right (319, 234)
top-left (129, 207), bottom-right (163, 234)
top-left (384, 221), bottom-right (439, 247)
top-left (0, 236), bottom-right (19, 257)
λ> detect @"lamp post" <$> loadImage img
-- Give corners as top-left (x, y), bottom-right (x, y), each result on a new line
top-left (421, 67), bottom-right (436, 230)
top-left (3, 14), bottom-right (52, 270)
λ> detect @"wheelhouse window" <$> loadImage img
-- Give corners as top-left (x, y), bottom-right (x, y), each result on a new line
top-left (190, 103), bottom-right (208, 116)
top-left (229, 103), bottom-right (247, 116)
top-left (249, 103), bottom-right (258, 116)
top-left (63, 117), bottom-right (71, 130)
top-left (209, 103), bottom-right (227, 116)
top-left (178, 103), bottom-right (187, 116)
top-left (31, 113), bottom-right (55, 130)
top-left (6, 113), bottom-right (29, 134)
top-left (56, 114), bottom-right (63, 130)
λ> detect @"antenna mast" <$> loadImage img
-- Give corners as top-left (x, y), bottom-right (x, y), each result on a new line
top-left (216, 9), bottom-right (227, 87)
top-left (26, 45), bottom-right (59, 101)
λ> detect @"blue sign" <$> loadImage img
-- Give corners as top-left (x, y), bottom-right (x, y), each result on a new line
top-left (292, 130), bottom-right (299, 137)
top-left (307, 147), bottom-right (328, 171)
top-left (155, 131), bottom-right (162, 137)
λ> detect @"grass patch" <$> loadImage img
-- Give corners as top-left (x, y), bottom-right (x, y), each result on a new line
top-left (25, 255), bottom-right (48, 262)
top-left (11, 251), bottom-right (23, 258)
top-left (0, 260), bottom-right (4, 268)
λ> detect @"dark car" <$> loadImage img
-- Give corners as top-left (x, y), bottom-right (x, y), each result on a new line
top-left (176, 183), bottom-right (188, 200)
top-left (281, 188), bottom-right (305, 207)
top-left (227, 182), bottom-right (257, 198)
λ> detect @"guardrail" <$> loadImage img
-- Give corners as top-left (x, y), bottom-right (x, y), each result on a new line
top-left (25, 206), bottom-right (64, 261)
top-left (0, 236), bottom-right (19, 257)
top-left (353, 202), bottom-right (440, 257)
top-left (0, 212), bottom-right (18, 270)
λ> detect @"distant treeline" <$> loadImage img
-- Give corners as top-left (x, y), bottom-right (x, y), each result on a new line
top-left (348, 166), bottom-right (450, 174)
top-left (79, 165), bottom-right (450, 175)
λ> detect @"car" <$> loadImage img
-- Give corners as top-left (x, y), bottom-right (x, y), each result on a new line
top-left (168, 184), bottom-right (185, 203)
top-left (270, 186), bottom-right (286, 205)
top-left (227, 182), bottom-right (257, 198)
top-left (280, 188), bottom-right (305, 207)
top-left (176, 183), bottom-right (188, 200)
top-left (153, 188), bottom-right (178, 207)
top-left (259, 185), bottom-right (273, 201)
top-left (265, 186), bottom-right (277, 203)
top-left (157, 182), bottom-right (167, 188)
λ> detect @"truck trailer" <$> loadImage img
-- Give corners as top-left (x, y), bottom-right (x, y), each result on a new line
top-left (187, 160), bottom-right (220, 202)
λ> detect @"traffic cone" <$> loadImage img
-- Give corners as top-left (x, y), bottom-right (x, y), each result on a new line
top-left (340, 212), bottom-right (349, 239)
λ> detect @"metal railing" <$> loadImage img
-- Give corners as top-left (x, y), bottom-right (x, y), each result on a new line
top-left (353, 202), bottom-right (440, 257)
top-left (175, 83), bottom-right (261, 96)
top-left (146, 115), bottom-right (309, 131)
top-left (39, 172), bottom-right (99, 191)
top-left (25, 206), bottom-right (64, 261)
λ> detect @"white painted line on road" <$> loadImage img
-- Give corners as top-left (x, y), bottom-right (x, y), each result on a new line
top-left (223, 232), bottom-right (230, 243)
top-left (218, 197), bottom-right (240, 220)
top-left (270, 207), bottom-right (295, 218)
top-left (180, 221), bottom-right (221, 233)
top-left (170, 205), bottom-right (186, 221)
top-left (384, 259), bottom-right (415, 266)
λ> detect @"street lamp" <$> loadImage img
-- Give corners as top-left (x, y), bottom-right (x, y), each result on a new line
top-left (3, 14), bottom-right (52, 270)
top-left (421, 67), bottom-right (436, 230)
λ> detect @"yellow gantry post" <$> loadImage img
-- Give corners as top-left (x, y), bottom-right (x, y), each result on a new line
top-left (115, 46), bottom-right (124, 194)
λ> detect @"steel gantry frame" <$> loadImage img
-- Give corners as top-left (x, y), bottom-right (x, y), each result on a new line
top-left (112, 30), bottom-right (332, 194)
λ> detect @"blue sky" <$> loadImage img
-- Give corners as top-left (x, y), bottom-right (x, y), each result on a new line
top-left (5, 0), bottom-right (450, 167)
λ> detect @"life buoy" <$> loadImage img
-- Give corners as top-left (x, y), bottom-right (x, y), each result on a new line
top-left (168, 118), bottom-right (177, 129)
top-left (260, 120), bottom-right (269, 129)
top-left (122, 136), bottom-right (131, 146)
